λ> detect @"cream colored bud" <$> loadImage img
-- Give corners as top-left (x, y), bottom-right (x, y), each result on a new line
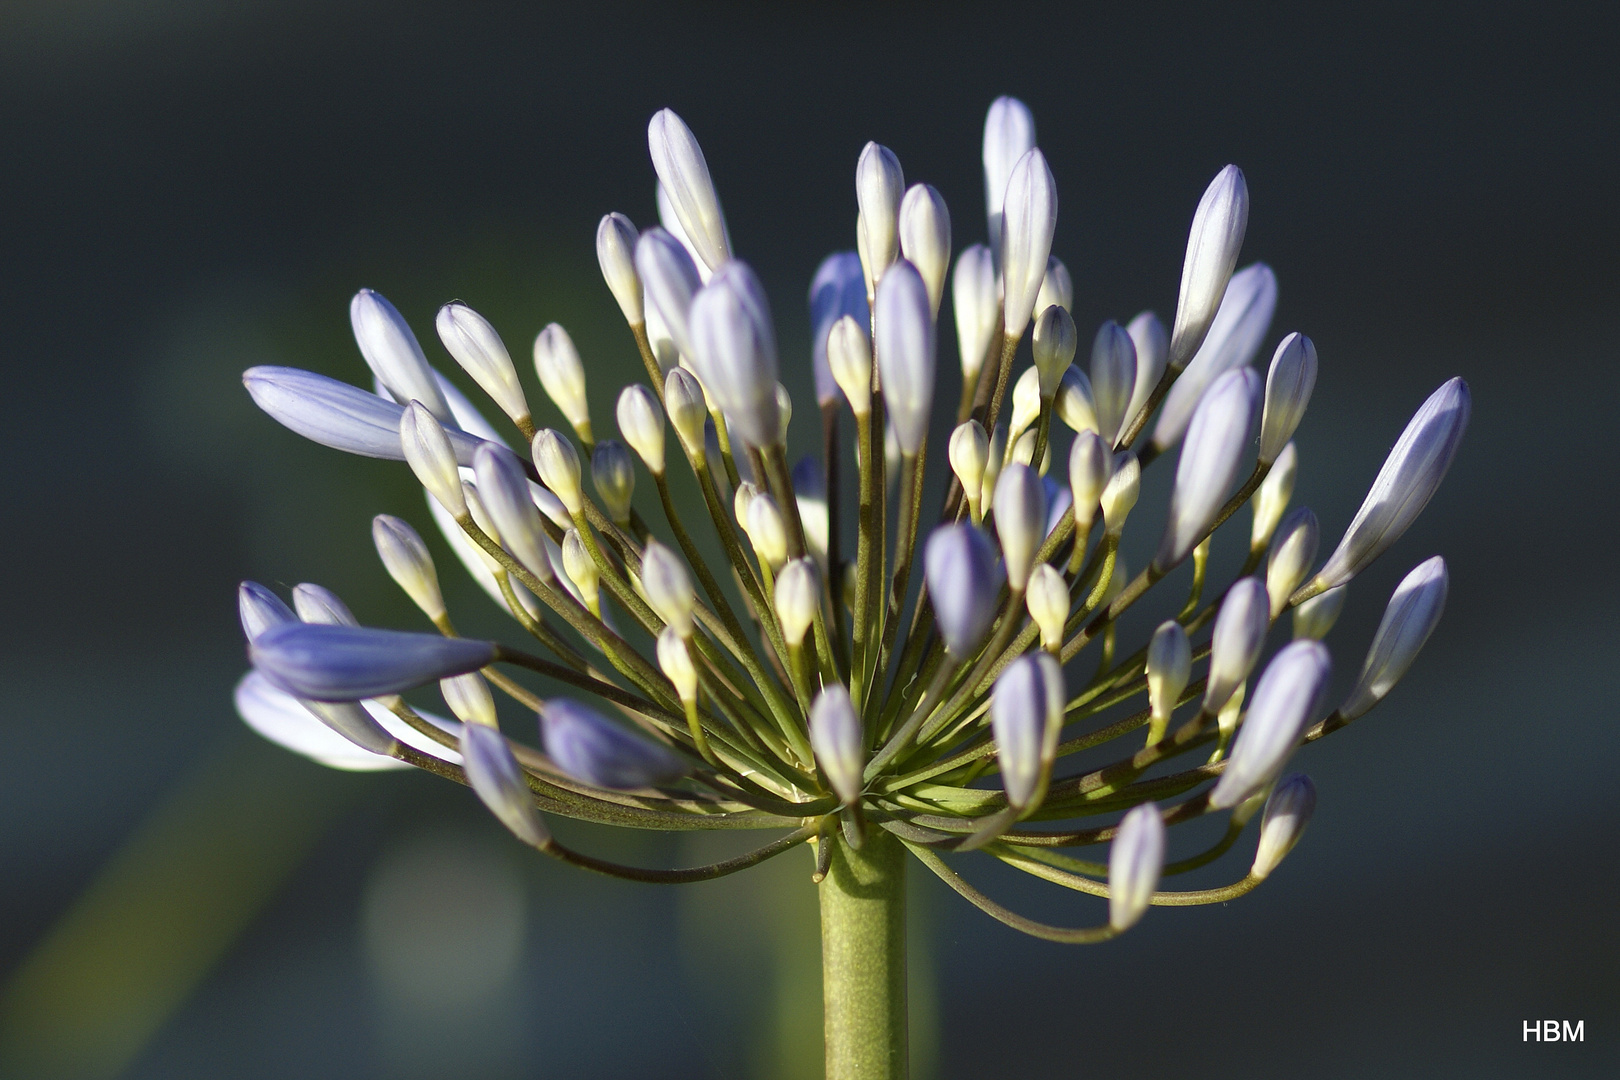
top-left (1054, 365), bottom-right (1097, 435)
top-left (641, 539), bottom-right (696, 637)
top-left (400, 401), bottom-right (467, 519)
top-left (596, 212), bottom-right (644, 327)
top-left (827, 314), bottom-right (873, 416)
top-left (440, 672), bottom-right (498, 729)
top-left (372, 514), bottom-right (445, 622)
top-left (616, 384), bottom-right (665, 476)
top-left (898, 182), bottom-right (951, 317)
top-left (774, 557), bottom-right (819, 648)
top-left (1100, 452), bottom-right (1140, 537)
top-left (436, 303), bottom-right (530, 427)
top-left (1146, 621), bottom-right (1192, 726)
top-left (1008, 366), bottom-right (1042, 447)
top-left (664, 367), bottom-right (710, 458)
top-left (591, 440), bottom-right (636, 525)
top-left (1009, 428), bottom-right (1049, 474)
top-left (1266, 507), bottom-right (1320, 618)
top-left (1068, 431), bottom-right (1110, 536)
top-left (1292, 583), bottom-right (1346, 640)
top-left (733, 480), bottom-right (760, 538)
top-left (1031, 305), bottom-right (1077, 397)
top-left (979, 424), bottom-right (1006, 513)
top-left (775, 382), bottom-right (793, 444)
top-left (656, 625), bottom-right (698, 703)
top-left (532, 428), bottom-right (583, 515)
top-left (1251, 441), bottom-right (1298, 550)
top-left (1025, 563), bottom-right (1069, 650)
top-left (561, 528), bottom-right (600, 613)
top-left (533, 323), bottom-right (592, 441)
top-left (1035, 256), bottom-right (1073, 314)
top-left (949, 420), bottom-right (989, 518)
top-left (746, 492), bottom-right (789, 570)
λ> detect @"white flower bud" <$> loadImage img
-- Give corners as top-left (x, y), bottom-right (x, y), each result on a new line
top-left (1292, 583), bottom-right (1347, 640)
top-left (533, 324), bottom-right (591, 441)
top-left (349, 289), bottom-right (453, 424)
top-left (792, 456), bottom-right (830, 571)
top-left (1025, 563), bottom-right (1069, 651)
top-left (1068, 430), bottom-right (1110, 536)
top-left (1146, 621), bottom-right (1192, 726)
top-left (733, 480), bottom-right (759, 538)
top-left (1340, 556), bottom-right (1448, 720)
top-left (1154, 263), bottom-right (1277, 451)
top-left (291, 583), bottom-right (357, 627)
top-left (774, 557), bottom-right (819, 649)
top-left (875, 259), bottom-right (935, 454)
top-left (1108, 803), bottom-right (1165, 930)
top-left (647, 108), bottom-right (730, 273)
top-left (1168, 164), bottom-right (1249, 368)
top-left (1000, 149), bottom-right (1058, 337)
top-left (643, 302), bottom-right (680, 377)
top-left (596, 212), bottom-right (643, 326)
top-left (1251, 773), bottom-right (1316, 879)
top-left (1032, 305), bottom-right (1078, 398)
top-left (641, 539), bottom-right (696, 637)
top-left (1259, 333), bottom-right (1317, 464)
top-left (983, 96), bottom-right (1036, 255)
top-left (473, 444), bottom-right (554, 584)
top-left (1154, 367), bottom-right (1261, 571)
top-left (1205, 576), bottom-right (1269, 713)
top-left (949, 420), bottom-right (990, 516)
top-left (436, 303), bottom-right (529, 427)
top-left (1208, 639), bottom-right (1333, 809)
top-left (856, 142), bottom-right (906, 284)
top-left (811, 252), bottom-right (869, 405)
top-left (1007, 428), bottom-right (1047, 474)
top-left (561, 528), bottom-right (599, 612)
top-left (636, 228), bottom-right (703, 358)
top-left (1124, 310), bottom-right (1169, 429)
top-left (992, 462), bottom-right (1046, 591)
top-left (899, 183), bottom-right (951, 317)
top-left (656, 625), bottom-right (698, 704)
top-left (1054, 365), bottom-right (1097, 435)
top-left (400, 401), bottom-right (467, 519)
top-left (991, 652), bottom-right (1064, 812)
top-left (1251, 441), bottom-right (1297, 550)
top-left (657, 181), bottom-right (709, 281)
top-left (979, 424), bottom-right (1006, 511)
top-left (774, 382), bottom-right (793, 445)
top-left (827, 314), bottom-right (873, 417)
top-left (1267, 507), bottom-right (1320, 618)
top-left (591, 440), bottom-right (636, 525)
top-left (616, 384), bottom-right (665, 476)
top-left (1089, 320), bottom-right (1137, 447)
top-left (1100, 451), bottom-right (1140, 537)
top-left (809, 685), bottom-right (865, 806)
top-left (1008, 366), bottom-right (1042, 445)
top-left (746, 492), bottom-right (789, 571)
top-left (461, 483), bottom-right (508, 575)
top-left (532, 428), bottom-right (584, 515)
top-left (689, 261), bottom-right (781, 449)
top-left (1036, 256), bottom-right (1073, 314)
top-left (461, 723), bottom-right (550, 847)
top-left (663, 367), bottom-right (709, 457)
top-left (952, 243), bottom-right (998, 385)
top-left (372, 515), bottom-right (446, 621)
top-left (440, 672), bottom-right (497, 728)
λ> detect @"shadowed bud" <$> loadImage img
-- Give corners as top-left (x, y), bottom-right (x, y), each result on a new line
top-left (774, 557), bottom-right (819, 648)
top-left (648, 108), bottom-right (730, 273)
top-left (1090, 320), bottom-right (1137, 446)
top-left (597, 212), bottom-right (644, 326)
top-left (925, 524), bottom-right (1005, 657)
top-left (746, 492), bottom-right (789, 570)
top-left (1251, 441), bottom-right (1298, 550)
top-left (1109, 803), bottom-right (1165, 930)
top-left (373, 515), bottom-right (446, 621)
top-left (1293, 583), bottom-right (1347, 640)
top-left (774, 383), bottom-right (793, 445)
top-left (827, 314), bottom-right (873, 416)
top-left (1009, 367), bottom-right (1042, 445)
top-left (1154, 367), bottom-right (1261, 571)
top-left (979, 424), bottom-right (1006, 513)
top-left (992, 652), bottom-right (1064, 812)
top-left (1124, 311), bottom-right (1169, 425)
top-left (462, 722), bottom-right (551, 846)
top-left (532, 428), bottom-right (583, 514)
top-left (1008, 429), bottom-right (1047, 474)
top-left (239, 581), bottom-right (296, 641)
top-left (1340, 556), bottom-right (1448, 720)
top-left (1069, 431), bottom-right (1111, 535)
top-left (663, 367), bottom-right (709, 456)
top-left (1209, 639), bottom-right (1332, 809)
top-left (251, 623), bottom-right (494, 702)
top-left (292, 583), bottom-right (357, 627)
top-left (401, 401), bottom-right (468, 519)
top-left (1000, 149), bottom-right (1058, 336)
top-left (532, 324), bottom-right (591, 442)
top-left (462, 484), bottom-right (508, 576)
top-left (350, 289), bottom-right (452, 423)
top-left (1267, 507), bottom-right (1320, 618)
top-left (1055, 365), bottom-right (1098, 435)
top-left (437, 303), bottom-right (529, 427)
top-left (809, 685), bottom-right (865, 805)
top-left (1036, 256), bottom-right (1072, 314)
top-left (543, 698), bottom-right (688, 789)
top-left (440, 671), bottom-right (497, 728)
top-left (1026, 563), bottom-right (1068, 650)
top-left (244, 366), bottom-right (482, 464)
top-left (591, 441), bottom-right (636, 525)
top-left (983, 96), bottom-right (1036, 254)
top-left (949, 420), bottom-right (990, 517)
top-left (1147, 621), bottom-right (1192, 725)
top-left (1206, 577), bottom-right (1269, 712)
top-left (640, 538), bottom-right (696, 637)
top-left (689, 261), bottom-right (781, 448)
top-left (561, 529), bottom-right (599, 613)
top-left (899, 183), bottom-right (951, 316)
top-left (1259, 333), bottom-right (1317, 463)
top-left (953, 244), bottom-right (998, 385)
top-left (473, 444), bottom-right (554, 584)
top-left (301, 698), bottom-right (402, 758)
top-left (636, 228), bottom-right (703, 358)
top-left (1153, 263), bottom-right (1277, 451)
top-left (875, 259), bottom-right (936, 454)
top-left (656, 625), bottom-right (698, 703)
top-left (235, 672), bottom-right (422, 771)
top-left (857, 142), bottom-right (906, 286)
top-left (1310, 380), bottom-right (1470, 595)
top-left (1100, 451), bottom-right (1140, 537)
top-left (1032, 305), bottom-right (1078, 397)
top-left (1251, 772), bottom-right (1316, 878)
top-left (616, 384), bottom-right (665, 475)
top-left (1168, 165), bottom-right (1249, 368)
top-left (811, 253), bottom-right (870, 406)
top-left (993, 462), bottom-right (1046, 591)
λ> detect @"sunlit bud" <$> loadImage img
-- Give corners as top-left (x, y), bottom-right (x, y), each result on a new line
top-left (993, 462), bottom-right (1046, 591)
top-left (1068, 431), bottom-right (1110, 536)
top-left (590, 441), bottom-right (636, 526)
top-left (953, 243), bottom-right (998, 386)
top-left (440, 671), bottom-right (497, 728)
top-left (1205, 577), bottom-right (1269, 712)
top-left (545, 698), bottom-right (688, 789)
top-left (1147, 620), bottom-right (1192, 727)
top-left (1251, 773), bottom-right (1315, 879)
top-left (639, 538), bottom-right (695, 637)
top-left (436, 303), bottom-right (529, 427)
top-left (532, 324), bottom-right (592, 442)
top-left (983, 96), bottom-right (1036, 254)
top-left (733, 480), bottom-right (760, 538)
top-left (1025, 563), bottom-right (1069, 651)
top-left (1267, 507), bottom-right (1320, 618)
top-left (1100, 452), bottom-right (1141, 537)
top-left (1108, 803), bottom-right (1165, 930)
top-left (1032, 305), bottom-right (1078, 398)
top-left (238, 581), bottom-right (296, 641)
top-left (827, 314), bottom-right (873, 417)
top-left (1209, 639), bottom-right (1332, 809)
top-left (596, 212), bottom-right (644, 326)
top-left (1124, 310), bottom-right (1169, 428)
top-left (925, 524), bottom-right (1005, 657)
top-left (1009, 366), bottom-right (1042, 444)
top-left (251, 623), bottom-right (494, 702)
top-left (1340, 556), bottom-right (1448, 720)
top-left (1310, 379), bottom-right (1471, 594)
top-left (811, 252), bottom-right (870, 406)
top-left (349, 289), bottom-right (453, 423)
top-left (1154, 263), bottom-right (1277, 451)
top-left (1216, 681), bottom-right (1247, 752)
top-left (991, 652), bottom-right (1065, 811)
top-left (746, 492), bottom-right (789, 571)
top-left (1168, 165), bottom-right (1250, 368)
top-left (1008, 428), bottom-right (1048, 473)
top-left (371, 516), bottom-right (446, 621)
top-left (855, 211), bottom-right (875, 300)
top-left (1089, 320), bottom-right (1137, 446)
top-left (471, 444), bottom-right (553, 584)
top-left (635, 228), bottom-right (703, 358)
top-left (647, 108), bottom-right (730, 273)
top-left (401, 401), bottom-right (468, 519)
top-left (532, 428), bottom-right (583, 515)
top-left (1036, 256), bottom-right (1073, 314)
top-left (875, 259), bottom-right (936, 454)
top-left (1292, 583), bottom-right (1347, 640)
top-left (1154, 367), bottom-right (1261, 571)
top-left (292, 583), bottom-right (358, 627)
top-left (656, 626), bottom-right (698, 704)
top-left (899, 183), bottom-right (951, 316)
top-left (774, 557), bottom-right (819, 648)
top-left (243, 366), bottom-right (482, 464)
top-left (795, 684), bottom-right (865, 806)
top-left (949, 420), bottom-right (990, 516)
top-left (459, 723), bottom-right (550, 846)
top-left (560, 528), bottom-right (599, 613)
top-left (656, 180), bottom-right (707, 278)
top-left (1054, 365), bottom-right (1097, 435)
top-left (1259, 333), bottom-right (1317, 464)
top-left (1000, 149), bottom-right (1058, 337)
top-left (689, 261), bottom-right (781, 448)
top-left (615, 384), bottom-right (665, 476)
top-left (774, 382), bottom-right (793, 444)
top-left (1250, 441), bottom-right (1297, 550)
top-left (792, 456), bottom-right (830, 569)
top-left (663, 367), bottom-right (709, 457)
top-left (980, 424), bottom-right (1006, 510)
top-left (856, 142), bottom-right (905, 284)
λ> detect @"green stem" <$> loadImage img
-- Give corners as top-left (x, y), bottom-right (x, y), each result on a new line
top-left (821, 829), bottom-right (909, 1080)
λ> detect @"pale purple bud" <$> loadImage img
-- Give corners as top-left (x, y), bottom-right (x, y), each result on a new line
top-left (1108, 803), bottom-right (1165, 930)
top-left (349, 289), bottom-right (453, 423)
top-left (1267, 507), bottom-right (1320, 618)
top-left (1205, 577), bottom-right (1270, 713)
top-left (1000, 149), bottom-right (1058, 337)
top-left (436, 303), bottom-right (529, 427)
top-left (462, 722), bottom-right (551, 846)
top-left (472, 444), bottom-right (554, 585)
top-left (243, 366), bottom-right (482, 464)
top-left (292, 583), bottom-right (358, 627)
top-left (251, 623), bottom-right (494, 702)
top-left (1054, 365), bottom-right (1098, 435)
top-left (542, 698), bottom-right (688, 789)
top-left (924, 524), bottom-right (1004, 657)
top-left (532, 324), bottom-right (591, 441)
top-left (1035, 256), bottom-right (1072, 314)
top-left (372, 515), bottom-right (446, 621)
top-left (238, 581), bottom-right (296, 641)
top-left (616, 384), bottom-right (666, 475)
top-left (235, 672), bottom-right (421, 771)
top-left (1090, 320), bottom-right (1137, 446)
top-left (992, 462), bottom-right (1046, 591)
top-left (857, 142), bottom-right (906, 283)
top-left (689, 261), bottom-right (781, 448)
top-left (1251, 773), bottom-right (1315, 878)
top-left (300, 698), bottom-right (401, 758)
top-left (641, 538), bottom-right (696, 637)
top-left (1340, 556), bottom-right (1448, 720)
top-left (875, 259), bottom-right (936, 454)
top-left (1153, 263), bottom-right (1277, 451)
top-left (1124, 310), bottom-right (1169, 428)
top-left (810, 685), bottom-right (865, 805)
top-left (810, 252), bottom-right (870, 406)
top-left (983, 96), bottom-right (1036, 254)
top-left (635, 228), bottom-right (703, 359)
top-left (597, 212), bottom-right (644, 326)
top-left (898, 183), bottom-right (951, 317)
top-left (991, 652), bottom-right (1065, 811)
top-left (401, 401), bottom-right (468, 519)
top-left (1032, 305), bottom-right (1077, 397)
top-left (1154, 367), bottom-right (1261, 571)
top-left (952, 243), bottom-right (998, 384)
top-left (440, 671), bottom-right (497, 729)
top-left (1259, 333), bottom-right (1317, 464)
top-left (1209, 639), bottom-right (1332, 809)
top-left (1292, 583), bottom-right (1347, 641)
top-left (647, 109), bottom-right (730, 273)
top-left (1168, 165), bottom-right (1250, 368)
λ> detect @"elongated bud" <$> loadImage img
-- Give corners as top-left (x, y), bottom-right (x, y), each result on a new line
top-left (1032, 305), bottom-right (1078, 397)
top-left (733, 480), bottom-right (760, 538)
top-left (1036, 256), bottom-right (1072, 314)
top-left (657, 180), bottom-right (709, 279)
top-left (1154, 367), bottom-right (1261, 570)
top-left (532, 428), bottom-right (583, 515)
top-left (239, 581), bottom-right (296, 641)
top-left (983, 96), bottom-right (1036, 254)
top-left (560, 528), bottom-right (599, 612)
top-left (349, 289), bottom-right (453, 423)
top-left (774, 557), bottom-right (819, 648)
top-left (1251, 773), bottom-right (1315, 878)
top-left (746, 492), bottom-right (789, 570)
top-left (856, 142), bottom-right (905, 286)
top-left (647, 109), bottom-right (729, 273)
top-left (1108, 803), bottom-right (1165, 930)
top-left (663, 367), bottom-right (709, 456)
top-left (1054, 365), bottom-right (1097, 435)
top-left (953, 244), bottom-right (998, 386)
top-left (1124, 310), bottom-right (1169, 428)
top-left (1209, 639), bottom-right (1332, 808)
top-left (1068, 431), bottom-right (1110, 535)
top-left (924, 524), bottom-right (1005, 657)
top-left (461, 723), bottom-right (550, 846)
top-left (372, 515), bottom-right (446, 621)
top-left (774, 382), bottom-right (794, 445)
top-left (991, 652), bottom-right (1065, 812)
top-left (689, 261), bottom-right (781, 448)
top-left (597, 212), bottom-right (644, 326)
top-left (1025, 563), bottom-right (1068, 651)
top-left (654, 626), bottom-right (699, 704)
top-left (616, 384), bottom-right (665, 475)
top-left (899, 183), bottom-right (951, 316)
top-left (1090, 320), bottom-right (1137, 446)
top-left (401, 401), bottom-right (468, 519)
top-left (1001, 149), bottom-right (1058, 337)
top-left (543, 698), bottom-right (688, 789)
top-left (1008, 428), bottom-right (1047, 473)
top-left (1309, 379), bottom-right (1470, 596)
top-left (1251, 441), bottom-right (1297, 550)
top-left (635, 228), bottom-right (703, 358)
top-left (292, 583), bottom-right (358, 627)
top-left (1154, 263), bottom-right (1277, 451)
top-left (436, 303), bottom-right (529, 428)
top-left (591, 440), bottom-right (636, 525)
top-left (1168, 165), bottom-right (1250, 368)
top-left (809, 685), bottom-right (864, 805)
top-left (811, 252), bottom-right (870, 406)
top-left (251, 623), bottom-right (494, 702)
top-left (301, 698), bottom-right (402, 758)
top-left (1206, 577), bottom-right (1269, 712)
top-left (1293, 583), bottom-right (1347, 640)
top-left (825, 314), bottom-right (874, 418)
top-left (1100, 451), bottom-right (1140, 537)
top-left (949, 420), bottom-right (990, 516)
top-left (1340, 556), bottom-right (1448, 720)
top-left (1259, 333), bottom-right (1317, 464)
top-left (1009, 366), bottom-right (1042, 445)
top-left (471, 444), bottom-right (552, 584)
top-left (641, 539), bottom-right (696, 637)
top-left (532, 324), bottom-right (592, 443)
top-left (992, 462), bottom-right (1046, 591)
top-left (235, 673), bottom-right (417, 771)
top-left (440, 671), bottom-right (497, 728)
top-left (1267, 507), bottom-right (1320, 618)
top-left (979, 424), bottom-right (1006, 513)
top-left (1147, 621), bottom-right (1192, 726)
top-left (244, 366), bottom-right (482, 464)
top-left (875, 259), bottom-right (935, 454)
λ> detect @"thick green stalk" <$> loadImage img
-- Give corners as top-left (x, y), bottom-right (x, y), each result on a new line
top-left (821, 830), bottom-right (909, 1080)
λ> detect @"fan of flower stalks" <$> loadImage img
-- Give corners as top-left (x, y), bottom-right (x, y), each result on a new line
top-left (235, 97), bottom-right (1468, 1077)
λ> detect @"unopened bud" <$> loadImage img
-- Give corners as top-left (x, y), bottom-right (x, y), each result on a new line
top-left (1339, 556), bottom-right (1448, 720)
top-left (898, 183), bottom-right (951, 317)
top-left (1108, 803), bottom-right (1165, 930)
top-left (441, 672), bottom-right (497, 728)
top-left (856, 142), bottom-right (905, 284)
top-left (1100, 452), bottom-right (1140, 537)
top-left (1251, 773), bottom-right (1316, 879)
top-left (473, 444), bottom-right (554, 584)
top-left (1292, 583), bottom-right (1347, 640)
top-left (991, 652), bottom-right (1065, 812)
top-left (648, 109), bottom-right (730, 273)
top-left (1259, 333), bottom-right (1317, 464)
top-left (746, 492), bottom-right (789, 570)
top-left (992, 462), bottom-right (1046, 591)
top-left (1146, 621), bottom-right (1192, 726)
top-left (1168, 164), bottom-right (1249, 368)
top-left (1036, 256), bottom-right (1072, 314)
top-left (1124, 310), bottom-right (1169, 429)
top-left (774, 557), bottom-right (819, 648)
top-left (597, 212), bottom-right (644, 326)
top-left (1090, 320), bottom-right (1137, 447)
top-left (953, 244), bottom-right (998, 386)
top-left (664, 367), bottom-right (709, 457)
top-left (1032, 305), bottom-right (1077, 397)
top-left (461, 722), bottom-right (551, 846)
top-left (350, 289), bottom-right (453, 423)
top-left (292, 583), bottom-right (357, 627)
top-left (1000, 149), bottom-right (1058, 337)
top-left (1008, 366), bottom-right (1042, 446)
top-left (1251, 441), bottom-right (1298, 550)
top-left (616, 384), bottom-right (666, 476)
top-left (1267, 507), bottom-right (1320, 618)
top-left (656, 625), bottom-right (698, 703)
top-left (436, 303), bottom-right (529, 428)
top-left (373, 515), bottom-right (446, 621)
top-left (1154, 367), bottom-right (1260, 571)
top-left (1054, 365), bottom-right (1098, 435)
top-left (543, 697), bottom-right (688, 789)
top-left (1025, 563), bottom-right (1069, 651)
top-left (641, 539), bottom-right (696, 637)
top-left (875, 259), bottom-right (935, 455)
top-left (561, 528), bottom-right (600, 614)
top-left (1208, 639), bottom-right (1332, 809)
top-left (689, 261), bottom-right (781, 449)
top-left (949, 420), bottom-right (990, 518)
top-left (1068, 431), bottom-right (1110, 536)
top-left (980, 424), bottom-right (1006, 511)
top-left (636, 228), bottom-right (702, 357)
top-left (533, 324), bottom-right (592, 443)
top-left (401, 401), bottom-right (467, 519)
top-left (984, 96), bottom-right (1036, 253)
top-left (1154, 263), bottom-right (1276, 451)
top-left (591, 440), bottom-right (636, 525)
top-left (809, 685), bottom-right (865, 805)
top-left (925, 524), bottom-right (1005, 657)
top-left (827, 314), bottom-right (873, 416)
top-left (532, 428), bottom-right (584, 515)
top-left (238, 581), bottom-right (295, 642)
top-left (1206, 576), bottom-right (1269, 713)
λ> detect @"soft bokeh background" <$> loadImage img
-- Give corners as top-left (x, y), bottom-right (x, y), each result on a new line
top-left (1, 2), bottom-right (1616, 1077)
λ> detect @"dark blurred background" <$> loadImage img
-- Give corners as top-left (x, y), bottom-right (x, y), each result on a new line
top-left (0, 1), bottom-right (1616, 1077)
